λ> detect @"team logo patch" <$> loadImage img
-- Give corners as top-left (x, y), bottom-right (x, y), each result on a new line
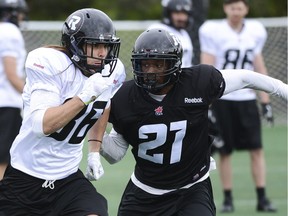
top-left (154, 106), bottom-right (163, 116)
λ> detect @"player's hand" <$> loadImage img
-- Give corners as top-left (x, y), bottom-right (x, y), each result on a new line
top-left (86, 152), bottom-right (104, 181)
top-left (78, 73), bottom-right (110, 105)
top-left (261, 103), bottom-right (274, 126)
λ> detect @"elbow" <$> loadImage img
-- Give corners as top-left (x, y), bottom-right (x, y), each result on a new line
top-left (42, 124), bottom-right (55, 136)
top-left (31, 109), bottom-right (52, 136)
top-left (100, 150), bottom-right (124, 164)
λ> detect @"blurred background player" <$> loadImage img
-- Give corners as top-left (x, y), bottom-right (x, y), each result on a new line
top-left (0, 0), bottom-right (28, 180)
top-left (148, 0), bottom-right (193, 68)
top-left (199, 0), bottom-right (276, 213)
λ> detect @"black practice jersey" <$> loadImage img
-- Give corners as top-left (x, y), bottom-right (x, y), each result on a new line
top-left (110, 64), bottom-right (225, 189)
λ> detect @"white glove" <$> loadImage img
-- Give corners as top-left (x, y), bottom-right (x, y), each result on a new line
top-left (86, 152), bottom-right (104, 181)
top-left (78, 73), bottom-right (110, 105)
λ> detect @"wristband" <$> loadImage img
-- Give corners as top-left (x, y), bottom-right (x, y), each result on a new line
top-left (88, 139), bottom-right (102, 143)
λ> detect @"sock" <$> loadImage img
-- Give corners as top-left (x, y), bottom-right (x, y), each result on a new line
top-left (256, 187), bottom-right (266, 201)
top-left (224, 189), bottom-right (233, 201)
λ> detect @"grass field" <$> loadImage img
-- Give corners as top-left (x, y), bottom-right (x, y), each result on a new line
top-left (80, 125), bottom-right (287, 216)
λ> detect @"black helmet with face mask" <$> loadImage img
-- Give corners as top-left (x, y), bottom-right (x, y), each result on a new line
top-left (162, 0), bottom-right (192, 29)
top-left (0, 0), bottom-right (28, 26)
top-left (61, 8), bottom-right (120, 77)
top-left (132, 28), bottom-right (182, 93)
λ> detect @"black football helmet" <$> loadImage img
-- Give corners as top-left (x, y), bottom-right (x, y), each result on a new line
top-left (0, 0), bottom-right (28, 26)
top-left (132, 29), bottom-right (182, 93)
top-left (61, 8), bottom-right (120, 77)
top-left (162, 0), bottom-right (192, 29)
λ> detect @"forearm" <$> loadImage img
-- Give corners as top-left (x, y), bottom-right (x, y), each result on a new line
top-left (4, 56), bottom-right (25, 93)
top-left (8, 74), bottom-right (25, 93)
top-left (221, 69), bottom-right (288, 100)
top-left (101, 128), bottom-right (129, 164)
top-left (43, 96), bottom-right (85, 135)
top-left (87, 108), bottom-right (110, 152)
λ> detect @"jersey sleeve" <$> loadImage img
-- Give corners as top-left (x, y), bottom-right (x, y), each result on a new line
top-left (207, 66), bottom-right (226, 101)
top-left (25, 48), bottom-right (65, 96)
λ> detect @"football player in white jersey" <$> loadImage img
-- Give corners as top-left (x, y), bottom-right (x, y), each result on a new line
top-left (200, 0), bottom-right (276, 213)
top-left (148, 0), bottom-right (193, 68)
top-left (0, 0), bottom-right (27, 180)
top-left (0, 8), bottom-right (126, 216)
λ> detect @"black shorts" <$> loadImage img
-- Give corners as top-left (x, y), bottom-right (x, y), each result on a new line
top-left (211, 99), bottom-right (262, 154)
top-left (0, 108), bottom-right (22, 163)
top-left (0, 165), bottom-right (108, 216)
top-left (118, 177), bottom-right (216, 216)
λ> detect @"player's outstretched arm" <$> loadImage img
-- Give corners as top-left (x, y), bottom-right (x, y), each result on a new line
top-left (221, 69), bottom-right (288, 100)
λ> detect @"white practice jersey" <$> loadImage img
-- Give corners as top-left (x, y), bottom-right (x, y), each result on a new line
top-left (10, 47), bottom-right (126, 180)
top-left (148, 22), bottom-right (193, 68)
top-left (199, 19), bottom-right (267, 101)
top-left (0, 22), bottom-right (26, 108)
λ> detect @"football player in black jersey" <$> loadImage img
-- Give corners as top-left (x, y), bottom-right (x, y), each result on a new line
top-left (89, 29), bottom-right (287, 216)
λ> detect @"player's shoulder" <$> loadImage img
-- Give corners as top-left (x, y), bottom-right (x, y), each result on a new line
top-left (200, 19), bottom-right (223, 34)
top-left (181, 65), bottom-right (223, 86)
top-left (0, 22), bottom-right (22, 39)
top-left (183, 64), bottom-right (216, 76)
top-left (244, 19), bottom-right (267, 40)
top-left (245, 19), bottom-right (265, 28)
top-left (118, 80), bottom-right (134, 92)
top-left (26, 47), bottom-right (72, 75)
top-left (111, 80), bottom-right (135, 103)
top-left (244, 19), bottom-right (266, 33)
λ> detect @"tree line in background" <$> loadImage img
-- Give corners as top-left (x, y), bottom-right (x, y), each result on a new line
top-left (26, 0), bottom-right (287, 21)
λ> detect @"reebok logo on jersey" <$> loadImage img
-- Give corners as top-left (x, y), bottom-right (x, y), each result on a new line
top-left (33, 63), bottom-right (44, 69)
top-left (184, 97), bottom-right (203, 103)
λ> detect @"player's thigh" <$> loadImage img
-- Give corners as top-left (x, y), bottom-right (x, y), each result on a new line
top-left (55, 170), bottom-right (108, 216)
top-left (234, 100), bottom-right (261, 150)
top-left (180, 178), bottom-right (216, 216)
top-left (118, 180), bottom-right (179, 216)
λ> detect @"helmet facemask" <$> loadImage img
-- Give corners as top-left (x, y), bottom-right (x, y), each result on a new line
top-left (132, 29), bottom-right (183, 94)
top-left (68, 35), bottom-right (120, 77)
top-left (132, 54), bottom-right (181, 94)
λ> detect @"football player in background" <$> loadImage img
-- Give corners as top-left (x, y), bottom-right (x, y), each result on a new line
top-left (88, 28), bottom-right (287, 216)
top-left (148, 0), bottom-right (193, 68)
top-left (0, 0), bottom-right (27, 180)
top-left (0, 8), bottom-right (126, 216)
top-left (199, 0), bottom-right (276, 212)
